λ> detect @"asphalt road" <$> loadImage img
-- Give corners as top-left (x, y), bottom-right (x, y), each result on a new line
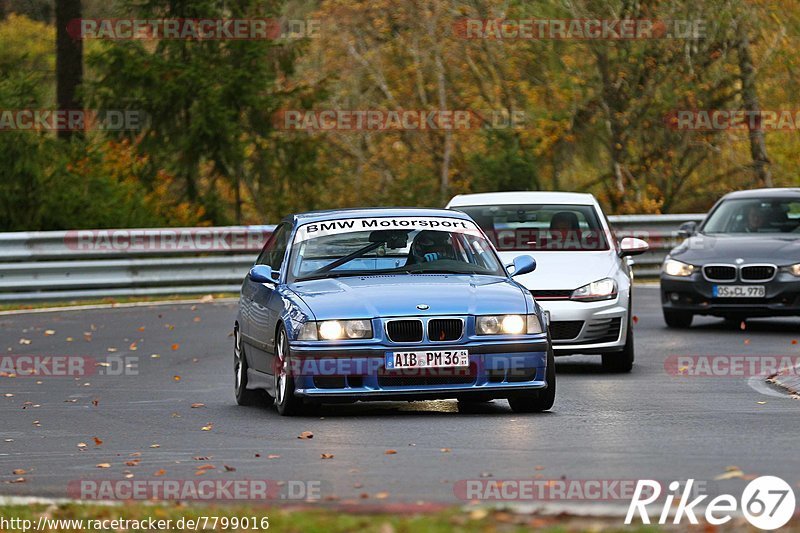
top-left (1, 287), bottom-right (798, 506)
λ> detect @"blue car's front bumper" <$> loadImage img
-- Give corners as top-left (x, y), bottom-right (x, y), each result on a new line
top-left (288, 338), bottom-right (549, 401)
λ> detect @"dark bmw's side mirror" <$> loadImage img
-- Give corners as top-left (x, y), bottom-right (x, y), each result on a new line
top-left (678, 221), bottom-right (698, 238)
top-left (249, 265), bottom-right (275, 283)
top-left (510, 255), bottom-right (536, 277)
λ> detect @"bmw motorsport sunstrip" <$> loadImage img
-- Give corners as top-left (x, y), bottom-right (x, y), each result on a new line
top-left (234, 208), bottom-right (555, 415)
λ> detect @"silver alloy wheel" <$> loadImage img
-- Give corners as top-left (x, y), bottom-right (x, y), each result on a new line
top-left (276, 330), bottom-right (287, 404)
top-left (234, 328), bottom-right (243, 392)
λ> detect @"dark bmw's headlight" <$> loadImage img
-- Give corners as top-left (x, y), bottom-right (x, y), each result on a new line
top-left (663, 258), bottom-right (695, 277)
top-left (298, 320), bottom-right (373, 340)
top-left (570, 278), bottom-right (617, 302)
top-left (784, 263), bottom-right (800, 277)
top-left (476, 315), bottom-right (543, 335)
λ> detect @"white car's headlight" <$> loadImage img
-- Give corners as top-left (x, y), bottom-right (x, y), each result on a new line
top-left (570, 278), bottom-right (617, 302)
top-left (297, 320), bottom-right (373, 341)
top-left (476, 314), bottom-right (542, 335)
top-left (786, 263), bottom-right (800, 277)
top-left (663, 258), bottom-right (695, 277)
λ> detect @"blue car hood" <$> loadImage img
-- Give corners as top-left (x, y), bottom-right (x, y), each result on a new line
top-left (288, 275), bottom-right (528, 320)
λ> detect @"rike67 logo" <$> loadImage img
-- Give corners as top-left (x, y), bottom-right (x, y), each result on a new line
top-left (626, 476), bottom-right (795, 530)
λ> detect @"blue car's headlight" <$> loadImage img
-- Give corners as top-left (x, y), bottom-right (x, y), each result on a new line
top-left (298, 320), bottom-right (373, 341)
top-left (476, 315), bottom-right (543, 335)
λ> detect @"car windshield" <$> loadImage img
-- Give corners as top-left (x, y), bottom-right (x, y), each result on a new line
top-left (701, 198), bottom-right (800, 235)
top-left (288, 216), bottom-right (506, 281)
top-left (455, 204), bottom-right (610, 251)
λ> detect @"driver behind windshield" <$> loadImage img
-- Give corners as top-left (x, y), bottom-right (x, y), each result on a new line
top-left (744, 204), bottom-right (767, 232)
top-left (408, 230), bottom-right (455, 263)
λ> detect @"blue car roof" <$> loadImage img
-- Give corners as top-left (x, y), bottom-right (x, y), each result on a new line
top-left (287, 207), bottom-right (473, 225)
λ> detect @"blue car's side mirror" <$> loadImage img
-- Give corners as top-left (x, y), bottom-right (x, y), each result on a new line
top-left (249, 264), bottom-right (275, 283)
top-left (511, 255), bottom-right (536, 277)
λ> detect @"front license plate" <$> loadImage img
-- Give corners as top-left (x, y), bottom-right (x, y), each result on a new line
top-left (713, 285), bottom-right (766, 298)
top-left (385, 350), bottom-right (469, 370)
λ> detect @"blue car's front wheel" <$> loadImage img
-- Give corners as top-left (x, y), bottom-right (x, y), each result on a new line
top-left (274, 327), bottom-right (307, 416)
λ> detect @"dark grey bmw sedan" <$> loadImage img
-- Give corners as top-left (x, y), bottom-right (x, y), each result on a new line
top-left (660, 188), bottom-right (800, 327)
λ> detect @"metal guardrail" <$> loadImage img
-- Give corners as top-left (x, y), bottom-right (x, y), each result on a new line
top-left (0, 215), bottom-right (703, 302)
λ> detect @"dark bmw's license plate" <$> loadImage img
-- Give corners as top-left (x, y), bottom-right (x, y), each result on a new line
top-left (713, 285), bottom-right (765, 298)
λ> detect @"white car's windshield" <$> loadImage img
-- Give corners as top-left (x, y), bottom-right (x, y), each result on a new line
top-left (701, 198), bottom-right (800, 235)
top-left (289, 217), bottom-right (505, 281)
top-left (456, 204), bottom-right (610, 251)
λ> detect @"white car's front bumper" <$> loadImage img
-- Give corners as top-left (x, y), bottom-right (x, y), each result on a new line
top-left (540, 296), bottom-right (628, 355)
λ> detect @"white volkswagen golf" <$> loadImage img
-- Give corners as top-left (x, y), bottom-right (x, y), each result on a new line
top-left (447, 192), bottom-right (648, 372)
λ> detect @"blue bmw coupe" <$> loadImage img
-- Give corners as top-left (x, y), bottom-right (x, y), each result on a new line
top-left (234, 208), bottom-right (554, 415)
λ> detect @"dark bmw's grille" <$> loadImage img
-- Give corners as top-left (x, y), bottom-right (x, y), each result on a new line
top-left (530, 289), bottom-right (573, 300)
top-left (549, 321), bottom-right (584, 340)
top-left (386, 320), bottom-right (423, 342)
top-left (741, 265), bottom-right (776, 281)
top-left (703, 265), bottom-right (736, 281)
top-left (428, 319), bottom-right (463, 341)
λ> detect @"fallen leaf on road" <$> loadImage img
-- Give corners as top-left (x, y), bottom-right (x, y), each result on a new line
top-left (714, 466), bottom-right (744, 480)
top-left (171, 344), bottom-right (180, 351)
top-left (224, 465), bottom-right (236, 472)
top-left (267, 454), bottom-right (280, 459)
top-left (129, 452), bottom-right (141, 457)
top-left (193, 317), bottom-right (201, 323)
top-left (8, 478), bottom-right (25, 484)
top-left (66, 337), bottom-right (73, 342)
top-left (298, 431), bottom-right (314, 439)
top-left (129, 342), bottom-right (138, 351)
top-left (384, 450), bottom-right (397, 455)
top-left (154, 469), bottom-right (166, 477)
top-left (12, 469), bottom-right (26, 475)
top-left (320, 453), bottom-right (334, 459)
top-left (354, 482), bottom-right (363, 488)
top-left (200, 295), bottom-right (214, 303)
top-left (440, 448), bottom-right (451, 453)
top-left (740, 321), bottom-right (746, 330)
top-left (77, 443), bottom-right (87, 449)
top-left (201, 424), bottom-right (213, 431)
top-left (44, 330), bottom-right (55, 336)
top-left (64, 399), bottom-right (77, 403)
top-left (3, 393), bottom-right (13, 398)
top-left (125, 460), bottom-right (140, 467)
top-left (93, 437), bottom-right (103, 446)
top-left (96, 463), bottom-right (111, 469)
top-left (106, 348), bottom-right (117, 353)
top-left (196, 464), bottom-right (215, 471)
top-left (744, 339), bottom-right (751, 345)
top-left (137, 326), bottom-right (145, 332)
top-left (173, 376), bottom-right (181, 382)
top-left (150, 354), bottom-right (161, 359)
top-left (375, 492), bottom-right (389, 499)
top-left (632, 316), bottom-right (639, 324)
top-left (150, 444), bottom-right (160, 448)
top-left (193, 456), bottom-right (211, 461)
top-left (791, 339), bottom-right (798, 345)
top-left (4, 439), bottom-right (13, 442)
top-left (92, 399), bottom-right (99, 406)
top-left (18, 339), bottom-right (31, 345)
top-left (191, 403), bottom-right (205, 408)
top-left (756, 401), bottom-right (767, 405)
top-left (194, 470), bottom-right (207, 476)
top-left (124, 473), bottom-right (134, 479)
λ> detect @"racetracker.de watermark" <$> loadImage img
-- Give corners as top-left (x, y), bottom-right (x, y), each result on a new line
top-left (453, 18), bottom-right (706, 40)
top-left (68, 479), bottom-right (322, 501)
top-left (272, 109), bottom-right (529, 131)
top-left (64, 228), bottom-right (272, 252)
top-left (68, 18), bottom-right (320, 40)
top-left (0, 110), bottom-right (146, 132)
top-left (0, 355), bottom-right (138, 378)
top-left (454, 479), bottom-right (713, 502)
top-left (667, 110), bottom-right (800, 131)
top-left (664, 355), bottom-right (800, 377)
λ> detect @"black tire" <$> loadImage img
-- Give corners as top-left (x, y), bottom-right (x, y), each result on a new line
top-left (508, 345), bottom-right (556, 413)
top-left (663, 309), bottom-right (693, 328)
top-left (602, 321), bottom-right (634, 373)
top-left (274, 327), bottom-right (308, 416)
top-left (234, 327), bottom-right (269, 406)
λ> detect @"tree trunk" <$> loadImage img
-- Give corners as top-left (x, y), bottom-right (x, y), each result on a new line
top-left (56, 0), bottom-right (83, 140)
top-left (736, 22), bottom-right (772, 187)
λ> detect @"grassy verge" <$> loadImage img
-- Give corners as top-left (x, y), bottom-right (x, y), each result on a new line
top-left (0, 503), bottom-right (664, 532)
top-left (0, 294), bottom-right (238, 313)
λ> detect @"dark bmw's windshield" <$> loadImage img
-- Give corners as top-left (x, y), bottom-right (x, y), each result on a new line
top-left (288, 216), bottom-right (505, 281)
top-left (701, 198), bottom-right (800, 235)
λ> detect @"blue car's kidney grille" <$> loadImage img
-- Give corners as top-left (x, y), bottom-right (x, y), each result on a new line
top-left (740, 265), bottom-right (775, 281)
top-left (386, 320), bottom-right (423, 342)
top-left (428, 319), bottom-right (463, 341)
top-left (703, 265), bottom-right (736, 281)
